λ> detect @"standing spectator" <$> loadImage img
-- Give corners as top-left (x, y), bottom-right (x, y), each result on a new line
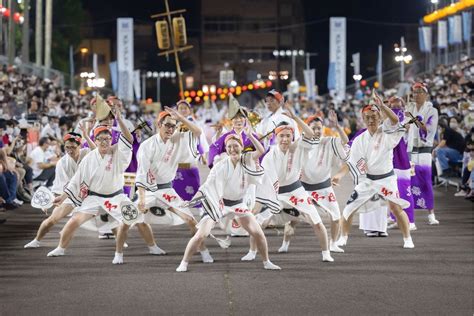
top-left (28, 137), bottom-right (58, 187)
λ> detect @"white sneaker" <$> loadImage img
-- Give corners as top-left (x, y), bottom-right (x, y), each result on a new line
top-left (409, 223), bottom-right (417, 231)
top-left (278, 241), bottom-right (290, 253)
top-left (47, 247), bottom-right (65, 257)
top-left (112, 253), bottom-right (123, 264)
top-left (124, 242), bottom-right (129, 248)
top-left (24, 239), bottom-right (41, 248)
top-left (200, 250), bottom-right (214, 263)
top-left (336, 235), bottom-right (348, 247)
top-left (428, 214), bottom-right (439, 225)
top-left (322, 250), bottom-right (334, 262)
top-left (403, 238), bottom-right (415, 249)
top-left (329, 242), bottom-right (344, 253)
top-left (387, 216), bottom-right (395, 224)
top-left (387, 222), bottom-right (398, 230)
top-left (176, 261), bottom-right (188, 272)
top-left (149, 245), bottom-right (166, 255)
top-left (14, 198), bottom-right (24, 205)
top-left (454, 190), bottom-right (467, 197)
top-left (241, 250), bottom-right (257, 261)
top-left (263, 260), bottom-right (281, 270)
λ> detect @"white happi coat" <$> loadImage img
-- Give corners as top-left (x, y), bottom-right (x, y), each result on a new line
top-left (255, 107), bottom-right (301, 146)
top-left (257, 135), bottom-right (322, 225)
top-left (406, 101), bottom-right (439, 167)
top-left (65, 133), bottom-right (133, 222)
top-left (301, 137), bottom-right (350, 221)
top-left (51, 148), bottom-right (90, 196)
top-left (343, 120), bottom-right (410, 219)
top-left (135, 131), bottom-right (199, 224)
top-left (198, 153), bottom-right (263, 225)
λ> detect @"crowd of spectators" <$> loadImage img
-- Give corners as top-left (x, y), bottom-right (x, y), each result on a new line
top-left (0, 56), bottom-right (472, 222)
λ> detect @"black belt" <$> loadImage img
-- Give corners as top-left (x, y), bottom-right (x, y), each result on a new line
top-left (222, 198), bottom-right (243, 207)
top-left (366, 170), bottom-right (395, 181)
top-left (88, 189), bottom-right (123, 198)
top-left (278, 181), bottom-right (303, 194)
top-left (302, 178), bottom-right (332, 191)
top-left (156, 182), bottom-right (172, 190)
top-left (412, 146), bottom-right (432, 154)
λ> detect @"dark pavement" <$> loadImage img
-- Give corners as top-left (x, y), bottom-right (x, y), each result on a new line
top-left (0, 185), bottom-right (473, 315)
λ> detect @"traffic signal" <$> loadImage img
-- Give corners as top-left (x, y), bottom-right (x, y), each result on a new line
top-left (155, 20), bottom-right (170, 50)
top-left (172, 17), bottom-right (187, 47)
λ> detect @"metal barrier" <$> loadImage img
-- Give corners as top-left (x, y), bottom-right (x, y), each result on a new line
top-left (0, 55), bottom-right (66, 87)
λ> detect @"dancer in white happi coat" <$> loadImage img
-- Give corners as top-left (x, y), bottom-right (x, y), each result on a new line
top-left (406, 82), bottom-right (440, 225)
top-left (116, 107), bottom-right (213, 264)
top-left (248, 104), bottom-right (334, 263)
top-left (24, 129), bottom-right (93, 248)
top-left (284, 110), bottom-right (349, 254)
top-left (255, 90), bottom-right (300, 146)
top-left (46, 110), bottom-right (160, 258)
top-left (337, 94), bottom-right (415, 249)
top-left (176, 124), bottom-right (281, 272)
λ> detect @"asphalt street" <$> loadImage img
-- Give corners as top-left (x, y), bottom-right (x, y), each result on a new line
top-left (0, 178), bottom-right (473, 315)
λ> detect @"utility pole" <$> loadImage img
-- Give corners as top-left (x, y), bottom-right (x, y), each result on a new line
top-left (44, 0), bottom-right (52, 75)
top-left (7, 0), bottom-right (15, 65)
top-left (21, 0), bottom-right (30, 63)
top-left (35, 0), bottom-right (42, 66)
top-left (151, 0), bottom-right (193, 98)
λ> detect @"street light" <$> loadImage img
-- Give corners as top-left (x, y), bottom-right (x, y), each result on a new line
top-left (394, 37), bottom-right (412, 82)
top-left (145, 70), bottom-right (177, 102)
top-left (273, 49), bottom-right (307, 81)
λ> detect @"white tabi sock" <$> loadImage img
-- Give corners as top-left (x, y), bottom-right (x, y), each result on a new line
top-left (176, 260), bottom-right (188, 272)
top-left (263, 260), bottom-right (281, 270)
top-left (47, 246), bottom-right (65, 257)
top-left (322, 250), bottom-right (334, 262)
top-left (24, 239), bottom-right (41, 248)
top-left (278, 240), bottom-right (290, 253)
top-left (200, 249), bottom-right (214, 263)
top-left (241, 250), bottom-right (257, 261)
top-left (148, 244), bottom-right (166, 255)
top-left (403, 237), bottom-right (415, 249)
top-left (112, 252), bottom-right (124, 264)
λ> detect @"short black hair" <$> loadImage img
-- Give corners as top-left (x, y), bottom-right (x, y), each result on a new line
top-left (38, 137), bottom-right (49, 146)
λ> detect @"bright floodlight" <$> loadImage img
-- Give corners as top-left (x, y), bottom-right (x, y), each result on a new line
top-left (431, 0), bottom-right (438, 4)
top-left (273, 50), bottom-right (279, 57)
top-left (298, 50), bottom-right (304, 56)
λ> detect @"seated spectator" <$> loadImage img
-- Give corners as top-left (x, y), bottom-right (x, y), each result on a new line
top-left (0, 148), bottom-right (20, 209)
top-left (28, 137), bottom-right (58, 187)
top-left (434, 120), bottom-right (466, 176)
top-left (40, 115), bottom-right (61, 139)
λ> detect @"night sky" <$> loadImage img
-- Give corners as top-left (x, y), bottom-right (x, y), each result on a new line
top-left (80, 0), bottom-right (429, 91)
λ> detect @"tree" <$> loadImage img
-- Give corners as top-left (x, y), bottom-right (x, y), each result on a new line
top-left (30, 0), bottom-right (88, 73)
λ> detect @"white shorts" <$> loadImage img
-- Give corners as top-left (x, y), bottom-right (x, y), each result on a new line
top-left (277, 187), bottom-right (322, 225)
top-left (141, 188), bottom-right (194, 225)
top-left (306, 186), bottom-right (341, 221)
top-left (199, 202), bottom-right (253, 230)
top-left (74, 193), bottom-right (130, 223)
top-left (342, 175), bottom-right (410, 220)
